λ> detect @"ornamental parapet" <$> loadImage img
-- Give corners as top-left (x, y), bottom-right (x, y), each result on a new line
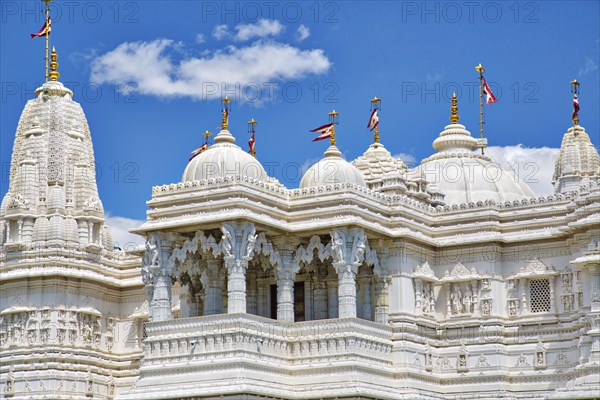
top-left (142, 313), bottom-right (393, 367)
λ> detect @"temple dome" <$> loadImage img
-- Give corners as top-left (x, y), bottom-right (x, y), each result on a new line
top-left (182, 129), bottom-right (268, 182)
top-left (414, 121), bottom-right (534, 205)
top-left (300, 145), bottom-right (366, 189)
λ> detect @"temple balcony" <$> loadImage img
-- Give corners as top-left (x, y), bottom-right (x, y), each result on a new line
top-left (121, 313), bottom-right (395, 399)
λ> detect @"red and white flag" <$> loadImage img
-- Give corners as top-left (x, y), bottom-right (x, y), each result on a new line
top-left (310, 123), bottom-right (334, 142)
top-left (31, 18), bottom-right (51, 38)
top-left (367, 108), bottom-right (379, 131)
top-left (572, 93), bottom-right (579, 121)
top-left (189, 143), bottom-right (208, 161)
top-left (483, 79), bottom-right (497, 105)
top-left (248, 135), bottom-right (255, 154)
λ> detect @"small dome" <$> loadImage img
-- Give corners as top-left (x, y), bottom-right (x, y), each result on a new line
top-left (300, 145), bottom-right (366, 189)
top-left (415, 121), bottom-right (534, 205)
top-left (182, 129), bottom-right (268, 182)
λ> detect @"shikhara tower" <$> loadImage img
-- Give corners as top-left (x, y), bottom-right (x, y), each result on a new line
top-left (0, 49), bottom-right (143, 399)
top-left (2, 51), bottom-right (600, 400)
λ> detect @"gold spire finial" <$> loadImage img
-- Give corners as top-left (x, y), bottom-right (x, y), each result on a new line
top-left (202, 130), bottom-right (212, 145)
top-left (49, 46), bottom-right (60, 81)
top-left (248, 118), bottom-right (257, 157)
top-left (328, 110), bottom-right (339, 146)
top-left (221, 97), bottom-right (231, 130)
top-left (571, 79), bottom-right (580, 126)
top-left (475, 63), bottom-right (485, 74)
top-left (370, 97), bottom-right (381, 143)
top-left (450, 92), bottom-right (459, 124)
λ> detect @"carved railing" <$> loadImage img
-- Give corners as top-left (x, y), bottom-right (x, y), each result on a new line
top-left (141, 313), bottom-right (393, 368)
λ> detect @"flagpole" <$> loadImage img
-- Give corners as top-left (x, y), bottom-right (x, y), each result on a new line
top-left (328, 110), bottom-right (339, 146)
top-left (570, 79), bottom-right (580, 127)
top-left (370, 97), bottom-right (381, 143)
top-left (248, 118), bottom-right (257, 157)
top-left (475, 63), bottom-right (485, 155)
top-left (43, 0), bottom-right (52, 82)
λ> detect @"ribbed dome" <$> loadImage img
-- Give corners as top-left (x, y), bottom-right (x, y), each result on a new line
top-left (553, 125), bottom-right (600, 193)
top-left (415, 122), bottom-right (534, 205)
top-left (300, 145), bottom-right (366, 189)
top-left (182, 129), bottom-right (268, 182)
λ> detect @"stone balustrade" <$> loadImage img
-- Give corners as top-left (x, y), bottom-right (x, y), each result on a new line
top-left (142, 313), bottom-right (393, 368)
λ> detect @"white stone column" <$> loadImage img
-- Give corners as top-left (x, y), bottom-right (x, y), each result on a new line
top-left (226, 259), bottom-right (248, 314)
top-left (337, 267), bottom-right (357, 318)
top-left (330, 228), bottom-right (367, 319)
top-left (201, 260), bottom-right (223, 315)
top-left (327, 277), bottom-right (338, 318)
top-left (519, 278), bottom-right (528, 315)
top-left (277, 274), bottom-right (295, 322)
top-left (273, 238), bottom-right (302, 322)
top-left (361, 277), bottom-right (372, 321)
top-left (220, 222), bottom-right (257, 315)
top-left (374, 277), bottom-right (390, 324)
top-left (313, 281), bottom-right (328, 320)
top-left (142, 233), bottom-right (177, 322)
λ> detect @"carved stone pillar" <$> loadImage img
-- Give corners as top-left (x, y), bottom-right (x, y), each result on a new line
top-left (519, 278), bottom-right (528, 315)
top-left (179, 282), bottom-right (194, 318)
top-left (247, 269), bottom-right (258, 315)
top-left (331, 228), bottom-right (367, 319)
top-left (257, 279), bottom-right (268, 317)
top-left (304, 275), bottom-right (314, 320)
top-left (414, 278), bottom-right (423, 315)
top-left (274, 239), bottom-right (302, 322)
top-left (358, 276), bottom-right (372, 321)
top-left (201, 259), bottom-right (223, 315)
top-left (374, 277), bottom-right (390, 323)
top-left (327, 276), bottom-right (338, 318)
top-left (277, 274), bottom-right (295, 322)
top-left (471, 280), bottom-right (479, 317)
top-left (220, 222), bottom-right (257, 314)
top-left (313, 281), bottom-right (328, 320)
top-left (548, 275), bottom-right (556, 314)
top-left (142, 232), bottom-right (177, 322)
top-left (587, 265), bottom-right (600, 363)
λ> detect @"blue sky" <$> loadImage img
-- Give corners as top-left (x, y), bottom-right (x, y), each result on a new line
top-left (1, 1), bottom-right (599, 230)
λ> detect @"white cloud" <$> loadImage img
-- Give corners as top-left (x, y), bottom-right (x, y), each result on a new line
top-left (394, 152), bottom-right (417, 167)
top-left (579, 56), bottom-right (599, 76)
top-left (486, 145), bottom-right (559, 195)
top-left (297, 24), bottom-right (310, 41)
top-left (91, 39), bottom-right (331, 101)
top-left (105, 215), bottom-right (145, 248)
top-left (235, 19), bottom-right (284, 41)
top-left (195, 33), bottom-right (206, 44)
top-left (212, 24), bottom-right (230, 40)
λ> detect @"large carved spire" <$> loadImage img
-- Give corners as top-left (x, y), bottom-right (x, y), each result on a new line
top-left (0, 64), bottom-right (112, 250)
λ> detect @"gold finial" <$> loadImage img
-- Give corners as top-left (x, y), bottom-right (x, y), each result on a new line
top-left (248, 118), bottom-right (257, 157)
top-left (450, 92), bottom-right (459, 124)
top-left (328, 110), bottom-right (339, 146)
top-left (571, 79), bottom-right (580, 126)
top-left (475, 63), bottom-right (485, 74)
top-left (202, 130), bottom-right (212, 144)
top-left (370, 97), bottom-right (381, 143)
top-left (221, 97), bottom-right (231, 130)
top-left (49, 46), bottom-right (60, 81)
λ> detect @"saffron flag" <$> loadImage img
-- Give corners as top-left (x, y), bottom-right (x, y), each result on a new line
top-left (310, 123), bottom-right (334, 142)
top-left (367, 108), bottom-right (379, 131)
top-left (31, 18), bottom-right (51, 38)
top-left (573, 93), bottom-right (579, 121)
top-left (189, 143), bottom-right (208, 161)
top-left (483, 79), bottom-right (497, 105)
